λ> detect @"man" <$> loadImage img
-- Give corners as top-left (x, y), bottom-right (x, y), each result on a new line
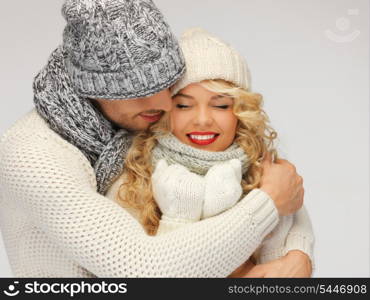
top-left (0, 0), bottom-right (312, 277)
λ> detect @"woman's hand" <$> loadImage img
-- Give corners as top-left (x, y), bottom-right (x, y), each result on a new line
top-left (228, 250), bottom-right (312, 278)
top-left (152, 159), bottom-right (205, 221)
top-left (202, 159), bottom-right (243, 218)
top-left (227, 259), bottom-right (256, 278)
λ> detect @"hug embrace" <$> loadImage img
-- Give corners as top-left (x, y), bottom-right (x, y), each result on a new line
top-left (0, 0), bottom-right (314, 277)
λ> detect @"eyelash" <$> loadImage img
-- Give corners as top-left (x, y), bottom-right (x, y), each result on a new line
top-left (176, 104), bottom-right (189, 109)
top-left (176, 104), bottom-right (230, 109)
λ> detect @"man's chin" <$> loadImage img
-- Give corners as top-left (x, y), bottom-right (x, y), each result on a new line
top-left (116, 122), bottom-right (150, 132)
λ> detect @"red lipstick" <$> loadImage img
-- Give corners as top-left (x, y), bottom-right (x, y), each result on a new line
top-left (186, 132), bottom-right (219, 146)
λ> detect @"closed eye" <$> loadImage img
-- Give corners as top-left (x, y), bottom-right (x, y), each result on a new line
top-left (215, 105), bottom-right (230, 109)
top-left (176, 104), bottom-right (190, 109)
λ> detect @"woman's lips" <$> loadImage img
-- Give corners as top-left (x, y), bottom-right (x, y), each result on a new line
top-left (139, 113), bottom-right (163, 123)
top-left (187, 132), bottom-right (220, 146)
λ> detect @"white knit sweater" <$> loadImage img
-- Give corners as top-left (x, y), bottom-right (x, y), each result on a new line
top-left (0, 109), bottom-right (314, 277)
top-left (108, 167), bottom-right (316, 271)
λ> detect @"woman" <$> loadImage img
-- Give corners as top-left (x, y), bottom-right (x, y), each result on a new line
top-left (106, 28), bottom-right (315, 277)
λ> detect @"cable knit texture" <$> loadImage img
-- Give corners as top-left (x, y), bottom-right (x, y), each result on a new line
top-left (0, 109), bottom-right (281, 277)
top-left (32, 0), bottom-right (186, 195)
top-left (61, 0), bottom-right (185, 99)
top-left (33, 47), bottom-right (134, 195)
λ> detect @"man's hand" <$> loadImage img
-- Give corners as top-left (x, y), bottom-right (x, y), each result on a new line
top-left (259, 152), bottom-right (304, 216)
top-left (240, 250), bottom-right (312, 278)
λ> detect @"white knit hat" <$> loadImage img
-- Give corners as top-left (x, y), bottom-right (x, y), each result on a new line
top-left (171, 27), bottom-right (251, 96)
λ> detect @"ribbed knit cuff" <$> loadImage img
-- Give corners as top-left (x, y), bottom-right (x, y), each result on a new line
top-left (256, 247), bottom-right (285, 265)
top-left (256, 245), bottom-right (316, 276)
top-left (240, 189), bottom-right (279, 240)
top-left (283, 232), bottom-right (316, 272)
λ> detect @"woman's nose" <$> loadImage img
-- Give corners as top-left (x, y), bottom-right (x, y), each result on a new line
top-left (193, 108), bottom-right (213, 127)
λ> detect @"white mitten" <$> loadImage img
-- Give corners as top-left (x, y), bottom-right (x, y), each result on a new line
top-left (202, 159), bottom-right (243, 219)
top-left (151, 159), bottom-right (205, 222)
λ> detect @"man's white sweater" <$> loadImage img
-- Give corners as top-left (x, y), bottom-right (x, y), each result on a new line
top-left (0, 109), bottom-right (314, 277)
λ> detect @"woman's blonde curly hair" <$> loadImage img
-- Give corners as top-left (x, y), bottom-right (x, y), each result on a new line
top-left (116, 79), bottom-right (278, 235)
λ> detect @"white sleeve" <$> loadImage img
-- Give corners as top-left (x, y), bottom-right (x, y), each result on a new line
top-left (0, 130), bottom-right (279, 277)
top-left (283, 206), bottom-right (316, 271)
top-left (156, 216), bottom-right (195, 235)
top-left (254, 206), bottom-right (315, 272)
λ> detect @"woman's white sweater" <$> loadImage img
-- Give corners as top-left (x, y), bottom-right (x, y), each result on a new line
top-left (0, 109), bottom-right (314, 277)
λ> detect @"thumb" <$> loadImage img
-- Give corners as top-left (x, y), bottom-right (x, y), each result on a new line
top-left (228, 159), bottom-right (242, 182)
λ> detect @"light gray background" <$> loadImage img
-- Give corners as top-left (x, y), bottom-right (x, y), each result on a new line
top-left (0, 0), bottom-right (368, 277)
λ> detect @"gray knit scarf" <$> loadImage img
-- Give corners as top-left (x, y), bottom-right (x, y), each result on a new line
top-left (152, 133), bottom-right (250, 176)
top-left (33, 46), bottom-right (133, 195)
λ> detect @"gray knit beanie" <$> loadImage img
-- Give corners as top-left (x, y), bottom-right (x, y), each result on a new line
top-left (62, 0), bottom-right (185, 99)
top-left (34, 0), bottom-right (186, 195)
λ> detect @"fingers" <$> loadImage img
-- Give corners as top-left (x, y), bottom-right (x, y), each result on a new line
top-left (261, 151), bottom-right (273, 168)
top-left (295, 186), bottom-right (304, 210)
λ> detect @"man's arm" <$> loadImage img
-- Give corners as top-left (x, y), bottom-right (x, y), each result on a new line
top-left (0, 127), bottom-right (279, 277)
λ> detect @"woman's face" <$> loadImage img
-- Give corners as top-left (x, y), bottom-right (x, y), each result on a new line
top-left (170, 83), bottom-right (238, 152)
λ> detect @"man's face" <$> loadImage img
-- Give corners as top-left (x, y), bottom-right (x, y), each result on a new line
top-left (92, 89), bottom-right (172, 131)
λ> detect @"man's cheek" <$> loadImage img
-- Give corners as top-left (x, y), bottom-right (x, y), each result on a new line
top-left (169, 113), bottom-right (176, 132)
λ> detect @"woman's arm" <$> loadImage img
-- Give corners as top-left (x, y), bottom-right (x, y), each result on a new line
top-left (0, 125), bottom-right (279, 277)
top-left (228, 206), bottom-right (315, 277)
top-left (256, 206), bottom-right (315, 271)
top-left (283, 206), bottom-right (315, 271)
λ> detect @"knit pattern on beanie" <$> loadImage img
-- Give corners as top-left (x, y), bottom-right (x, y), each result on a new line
top-left (151, 133), bottom-right (250, 176)
top-left (171, 27), bottom-right (251, 96)
top-left (33, 46), bottom-right (133, 195)
top-left (62, 0), bottom-right (185, 99)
